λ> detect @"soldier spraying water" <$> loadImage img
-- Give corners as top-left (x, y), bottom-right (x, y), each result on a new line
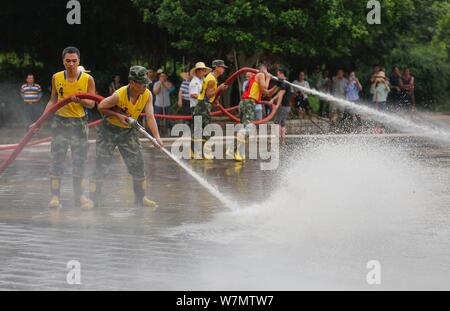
top-left (89, 66), bottom-right (163, 208)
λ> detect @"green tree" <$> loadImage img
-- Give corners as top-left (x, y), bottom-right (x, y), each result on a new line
top-left (432, 2), bottom-right (450, 57)
top-left (133, 0), bottom-right (449, 109)
top-left (133, 1), bottom-right (417, 67)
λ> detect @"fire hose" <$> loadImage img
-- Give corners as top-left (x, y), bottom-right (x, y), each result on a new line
top-left (0, 106), bottom-right (241, 152)
top-left (0, 94), bottom-right (104, 174)
top-left (0, 68), bottom-right (280, 174)
top-left (0, 68), bottom-right (275, 152)
top-left (128, 117), bottom-right (236, 209)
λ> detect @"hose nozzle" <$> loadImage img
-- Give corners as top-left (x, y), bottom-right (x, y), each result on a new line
top-left (127, 117), bottom-right (138, 127)
top-left (128, 117), bottom-right (145, 131)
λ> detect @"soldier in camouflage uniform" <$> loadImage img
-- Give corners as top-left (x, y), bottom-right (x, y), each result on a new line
top-left (40, 47), bottom-right (96, 209)
top-left (191, 60), bottom-right (228, 159)
top-left (50, 116), bottom-right (89, 179)
top-left (239, 99), bottom-right (257, 127)
top-left (191, 99), bottom-right (212, 158)
top-left (188, 62), bottom-right (210, 159)
top-left (227, 64), bottom-right (276, 161)
top-left (89, 66), bottom-right (163, 207)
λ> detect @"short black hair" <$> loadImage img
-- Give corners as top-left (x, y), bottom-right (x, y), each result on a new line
top-left (62, 46), bottom-right (81, 59)
top-left (277, 68), bottom-right (288, 76)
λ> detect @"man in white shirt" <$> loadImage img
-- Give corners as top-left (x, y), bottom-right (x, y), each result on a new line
top-left (293, 72), bottom-right (311, 119)
top-left (188, 62), bottom-right (211, 158)
top-left (189, 67), bottom-right (208, 109)
top-left (330, 69), bottom-right (348, 125)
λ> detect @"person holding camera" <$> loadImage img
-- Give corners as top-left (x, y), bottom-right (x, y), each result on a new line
top-left (292, 72), bottom-right (311, 120)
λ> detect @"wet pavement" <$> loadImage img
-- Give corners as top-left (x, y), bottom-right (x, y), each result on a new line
top-left (0, 136), bottom-right (449, 290)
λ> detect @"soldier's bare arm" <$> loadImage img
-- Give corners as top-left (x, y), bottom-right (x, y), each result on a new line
top-left (98, 93), bottom-right (128, 126)
top-left (70, 76), bottom-right (96, 109)
top-left (205, 80), bottom-right (216, 99)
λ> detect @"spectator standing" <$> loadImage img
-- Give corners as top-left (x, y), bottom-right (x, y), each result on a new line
top-left (147, 68), bottom-right (157, 96)
top-left (370, 70), bottom-right (390, 133)
top-left (196, 60), bottom-right (229, 159)
top-left (310, 65), bottom-right (322, 90)
top-left (317, 69), bottom-right (331, 118)
top-left (343, 71), bottom-right (363, 127)
top-left (330, 69), bottom-right (348, 125)
top-left (178, 72), bottom-right (192, 118)
top-left (153, 70), bottom-right (175, 128)
top-left (188, 62), bottom-right (211, 158)
top-left (272, 68), bottom-right (292, 142)
top-left (293, 72), bottom-right (311, 119)
top-left (189, 63), bottom-right (210, 110)
top-left (388, 67), bottom-right (403, 111)
top-left (20, 74), bottom-right (42, 128)
top-left (401, 68), bottom-right (416, 112)
top-left (370, 64), bottom-right (381, 83)
top-left (371, 70), bottom-right (390, 111)
top-left (108, 75), bottom-right (122, 95)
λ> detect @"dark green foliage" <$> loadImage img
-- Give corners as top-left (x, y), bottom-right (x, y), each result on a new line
top-left (0, 0), bottom-right (448, 110)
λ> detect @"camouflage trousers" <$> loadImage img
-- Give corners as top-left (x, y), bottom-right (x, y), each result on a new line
top-left (239, 99), bottom-right (256, 126)
top-left (230, 99), bottom-right (257, 156)
top-left (191, 100), bottom-right (212, 151)
top-left (50, 116), bottom-right (89, 178)
top-left (93, 121), bottom-right (145, 182)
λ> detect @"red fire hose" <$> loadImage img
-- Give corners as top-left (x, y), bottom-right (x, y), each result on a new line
top-left (0, 119), bottom-right (104, 152)
top-left (212, 67), bottom-right (279, 125)
top-left (0, 106), bottom-right (240, 152)
top-left (212, 67), bottom-right (257, 123)
top-left (0, 94), bottom-right (105, 174)
top-left (0, 67), bottom-right (276, 152)
top-left (0, 67), bottom-right (280, 174)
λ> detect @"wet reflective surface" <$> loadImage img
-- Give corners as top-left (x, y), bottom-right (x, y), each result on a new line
top-left (0, 136), bottom-right (449, 290)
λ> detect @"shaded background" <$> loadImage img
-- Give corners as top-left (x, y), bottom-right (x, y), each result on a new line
top-left (0, 0), bottom-right (449, 125)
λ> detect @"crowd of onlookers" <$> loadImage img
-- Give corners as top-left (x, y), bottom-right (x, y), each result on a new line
top-left (18, 64), bottom-right (416, 133)
top-left (289, 65), bottom-right (417, 132)
top-left (262, 65), bottom-right (415, 132)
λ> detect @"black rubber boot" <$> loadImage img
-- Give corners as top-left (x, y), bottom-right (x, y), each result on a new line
top-left (133, 178), bottom-right (157, 208)
top-left (133, 178), bottom-right (145, 206)
top-left (89, 181), bottom-right (103, 208)
top-left (73, 177), bottom-right (83, 206)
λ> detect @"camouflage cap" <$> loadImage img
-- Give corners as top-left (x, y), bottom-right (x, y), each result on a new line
top-left (212, 59), bottom-right (228, 69)
top-left (129, 66), bottom-right (150, 85)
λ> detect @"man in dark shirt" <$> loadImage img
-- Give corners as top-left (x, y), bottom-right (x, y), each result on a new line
top-left (147, 68), bottom-right (157, 96)
top-left (272, 68), bottom-right (292, 142)
top-left (388, 66), bottom-right (402, 111)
